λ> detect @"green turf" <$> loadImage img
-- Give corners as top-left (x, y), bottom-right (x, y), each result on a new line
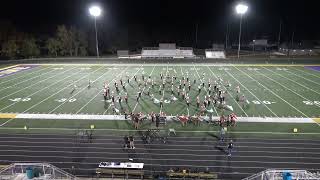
top-left (1, 118), bottom-right (319, 139)
top-left (0, 64), bottom-right (320, 136)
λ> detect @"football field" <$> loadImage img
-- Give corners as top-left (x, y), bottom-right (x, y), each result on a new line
top-left (1, 63), bottom-right (320, 179)
top-left (0, 63), bottom-right (319, 131)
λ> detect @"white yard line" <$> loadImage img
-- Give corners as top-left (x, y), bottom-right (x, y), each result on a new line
top-left (102, 65), bottom-right (143, 115)
top-left (75, 67), bottom-right (129, 114)
top-left (48, 67), bottom-right (114, 114)
top-left (159, 64), bottom-right (169, 113)
top-left (0, 68), bottom-right (57, 94)
top-left (0, 67), bottom-right (78, 112)
top-left (264, 67), bottom-right (320, 95)
top-left (0, 66), bottom-right (50, 86)
top-left (258, 68), bottom-right (320, 109)
top-left (179, 65), bottom-right (190, 115)
top-left (292, 67), bottom-right (320, 78)
top-left (193, 64), bottom-right (219, 116)
top-left (233, 66), bottom-right (309, 118)
top-left (132, 65), bottom-right (156, 112)
top-left (0, 68), bottom-right (106, 127)
top-left (284, 68), bottom-right (320, 86)
top-left (224, 68), bottom-right (278, 117)
top-left (207, 66), bottom-right (248, 117)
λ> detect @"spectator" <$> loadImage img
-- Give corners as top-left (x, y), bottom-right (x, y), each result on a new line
top-left (129, 135), bottom-right (135, 149)
top-left (124, 135), bottom-right (129, 149)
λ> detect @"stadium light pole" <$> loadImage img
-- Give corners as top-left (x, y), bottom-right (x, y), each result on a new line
top-left (89, 6), bottom-right (102, 58)
top-left (235, 3), bottom-right (248, 59)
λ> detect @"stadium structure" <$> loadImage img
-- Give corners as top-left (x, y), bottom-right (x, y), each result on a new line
top-left (0, 42), bottom-right (320, 180)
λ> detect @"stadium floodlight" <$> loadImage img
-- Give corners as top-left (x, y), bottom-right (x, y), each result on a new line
top-left (89, 5), bottom-right (102, 58)
top-left (235, 3), bottom-right (248, 59)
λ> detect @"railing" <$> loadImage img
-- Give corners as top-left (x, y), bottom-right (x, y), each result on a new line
top-left (242, 169), bottom-right (320, 180)
top-left (0, 163), bottom-right (76, 179)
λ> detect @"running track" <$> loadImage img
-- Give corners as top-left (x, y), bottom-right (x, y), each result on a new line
top-left (0, 133), bottom-right (319, 179)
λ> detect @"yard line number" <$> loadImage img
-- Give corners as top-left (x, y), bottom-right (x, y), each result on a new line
top-left (55, 98), bottom-right (77, 103)
top-left (9, 98), bottom-right (31, 102)
top-left (303, 101), bottom-right (320, 106)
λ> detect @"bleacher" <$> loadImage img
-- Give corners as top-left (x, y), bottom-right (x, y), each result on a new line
top-left (141, 44), bottom-right (195, 58)
top-left (205, 49), bottom-right (226, 59)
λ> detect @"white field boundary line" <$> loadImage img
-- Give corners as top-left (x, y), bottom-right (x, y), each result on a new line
top-left (292, 66), bottom-right (320, 78)
top-left (257, 68), bottom-right (320, 110)
top-left (22, 63), bottom-right (320, 67)
top-left (0, 67), bottom-right (78, 112)
top-left (0, 68), bottom-right (58, 96)
top-left (207, 66), bottom-right (248, 117)
top-left (224, 67), bottom-right (278, 117)
top-left (0, 67), bottom-right (106, 127)
top-left (264, 67), bottom-right (320, 95)
top-left (0, 113), bottom-right (316, 123)
top-left (159, 64), bottom-right (170, 114)
top-left (233, 66), bottom-right (309, 118)
top-left (0, 155), bottom-right (320, 165)
top-left (193, 63), bottom-right (219, 116)
top-left (0, 66), bottom-right (50, 86)
top-left (48, 67), bottom-right (114, 114)
top-left (0, 148), bottom-right (320, 160)
top-left (286, 68), bottom-right (320, 86)
top-left (103, 65), bottom-right (143, 115)
top-left (75, 67), bottom-right (129, 114)
top-left (132, 65), bottom-right (156, 112)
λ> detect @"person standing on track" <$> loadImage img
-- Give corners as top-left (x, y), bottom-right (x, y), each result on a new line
top-left (227, 140), bottom-right (234, 156)
top-left (219, 127), bottom-right (225, 142)
top-left (129, 135), bottom-right (135, 149)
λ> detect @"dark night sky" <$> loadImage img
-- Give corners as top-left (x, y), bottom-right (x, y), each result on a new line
top-left (1, 0), bottom-right (320, 48)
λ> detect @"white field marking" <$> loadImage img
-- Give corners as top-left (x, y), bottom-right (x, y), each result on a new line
top-left (132, 65), bottom-right (156, 112)
top-left (0, 67), bottom-right (78, 112)
top-left (159, 64), bottom-right (170, 114)
top-left (233, 66), bottom-right (309, 118)
top-left (264, 67), bottom-right (320, 95)
top-left (284, 68), bottom-right (320, 86)
top-left (0, 149), bottom-right (314, 159)
top-left (48, 67), bottom-right (114, 114)
top-left (224, 68), bottom-right (278, 117)
top-left (207, 66), bottom-right (248, 117)
top-left (0, 68), bottom-right (103, 127)
top-left (75, 67), bottom-right (129, 114)
top-left (0, 66), bottom-right (50, 86)
top-left (193, 64), bottom-right (218, 116)
top-left (179, 65), bottom-right (190, 115)
top-left (0, 68), bottom-right (57, 94)
top-left (103, 65), bottom-right (143, 115)
top-left (292, 67), bottom-right (320, 78)
top-left (0, 155), bottom-right (320, 165)
top-left (258, 68), bottom-right (320, 110)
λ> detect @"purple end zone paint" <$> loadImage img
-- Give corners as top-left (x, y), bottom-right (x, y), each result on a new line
top-left (0, 65), bottom-right (39, 78)
top-left (304, 66), bottom-right (320, 72)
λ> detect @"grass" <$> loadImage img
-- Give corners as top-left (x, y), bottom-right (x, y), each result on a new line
top-left (0, 63), bottom-right (319, 137)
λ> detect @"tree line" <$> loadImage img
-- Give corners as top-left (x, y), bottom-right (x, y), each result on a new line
top-left (0, 25), bottom-right (88, 59)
